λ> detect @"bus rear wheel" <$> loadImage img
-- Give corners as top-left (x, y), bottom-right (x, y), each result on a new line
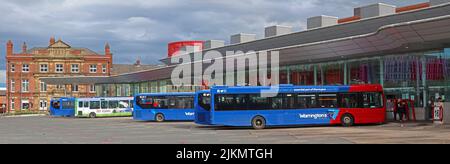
top-left (155, 113), bottom-right (165, 122)
top-left (252, 116), bottom-right (266, 130)
top-left (341, 114), bottom-right (354, 127)
top-left (89, 112), bottom-right (97, 118)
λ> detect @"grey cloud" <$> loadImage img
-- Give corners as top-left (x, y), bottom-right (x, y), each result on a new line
top-left (1, 0), bottom-right (426, 73)
top-left (0, 70), bottom-right (5, 87)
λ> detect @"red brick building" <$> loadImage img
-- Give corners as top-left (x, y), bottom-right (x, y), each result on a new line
top-left (5, 38), bottom-right (113, 112)
top-left (0, 89), bottom-right (6, 113)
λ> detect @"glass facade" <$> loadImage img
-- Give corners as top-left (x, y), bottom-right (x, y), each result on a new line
top-left (96, 48), bottom-right (450, 108)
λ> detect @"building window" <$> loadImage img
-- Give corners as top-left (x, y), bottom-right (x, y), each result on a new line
top-left (21, 100), bottom-right (30, 110)
top-left (57, 85), bottom-right (63, 90)
top-left (10, 64), bottom-right (15, 72)
top-left (40, 81), bottom-right (47, 92)
top-left (102, 64), bottom-right (107, 74)
top-left (40, 64), bottom-right (48, 72)
top-left (72, 85), bottom-right (79, 92)
top-left (90, 85), bottom-right (96, 93)
top-left (39, 100), bottom-right (47, 111)
top-left (71, 64), bottom-right (79, 73)
top-left (22, 79), bottom-right (29, 92)
top-left (10, 99), bottom-right (15, 111)
top-left (90, 65), bottom-right (97, 73)
top-left (22, 64), bottom-right (29, 72)
top-left (56, 64), bottom-right (64, 73)
top-left (10, 80), bottom-right (15, 92)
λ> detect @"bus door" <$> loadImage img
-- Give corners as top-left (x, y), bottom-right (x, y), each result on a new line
top-left (195, 92), bottom-right (211, 124)
top-left (77, 101), bottom-right (89, 116)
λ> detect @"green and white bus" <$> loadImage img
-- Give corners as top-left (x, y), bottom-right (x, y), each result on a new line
top-left (51, 97), bottom-right (134, 118)
top-left (76, 97), bottom-right (134, 118)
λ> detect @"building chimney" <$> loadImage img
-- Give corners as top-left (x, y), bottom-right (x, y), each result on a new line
top-left (204, 40), bottom-right (225, 49)
top-left (265, 25), bottom-right (292, 38)
top-left (105, 42), bottom-right (111, 55)
top-left (22, 42), bottom-right (27, 54)
top-left (49, 37), bottom-right (55, 46)
top-left (230, 33), bottom-right (256, 44)
top-left (105, 42), bottom-right (113, 72)
top-left (354, 3), bottom-right (396, 19)
top-left (134, 57), bottom-right (141, 66)
top-left (430, 0), bottom-right (450, 6)
top-left (6, 40), bottom-right (13, 56)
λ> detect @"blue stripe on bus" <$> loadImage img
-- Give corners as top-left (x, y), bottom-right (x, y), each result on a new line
top-left (209, 109), bottom-right (340, 126)
top-left (211, 85), bottom-right (350, 94)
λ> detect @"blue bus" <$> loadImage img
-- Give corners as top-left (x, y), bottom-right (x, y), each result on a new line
top-left (50, 97), bottom-right (76, 117)
top-left (134, 92), bottom-right (196, 122)
top-left (195, 85), bottom-right (386, 129)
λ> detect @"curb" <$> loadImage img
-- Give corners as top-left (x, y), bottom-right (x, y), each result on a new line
top-left (1, 114), bottom-right (48, 118)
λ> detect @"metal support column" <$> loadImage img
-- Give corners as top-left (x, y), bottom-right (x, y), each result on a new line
top-left (314, 65), bottom-right (318, 85)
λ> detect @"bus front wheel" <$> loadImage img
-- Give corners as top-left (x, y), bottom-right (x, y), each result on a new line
top-left (252, 116), bottom-right (266, 130)
top-left (341, 114), bottom-right (354, 127)
top-left (155, 113), bottom-right (165, 122)
top-left (89, 112), bottom-right (97, 118)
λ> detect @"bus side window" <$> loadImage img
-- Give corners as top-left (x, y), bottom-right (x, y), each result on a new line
top-left (90, 101), bottom-right (100, 110)
top-left (101, 101), bottom-right (108, 109)
top-left (296, 94), bottom-right (317, 109)
top-left (362, 92), bottom-right (383, 108)
top-left (78, 101), bottom-right (83, 108)
top-left (62, 101), bottom-right (75, 110)
top-left (119, 100), bottom-right (130, 108)
top-left (168, 96), bottom-right (176, 109)
top-left (174, 96), bottom-right (194, 109)
top-left (215, 94), bottom-right (244, 111)
top-left (339, 93), bottom-right (360, 108)
top-left (84, 101), bottom-right (89, 108)
top-left (108, 101), bottom-right (119, 109)
top-left (153, 96), bottom-right (168, 109)
top-left (187, 96), bottom-right (194, 109)
top-left (318, 94), bottom-right (337, 108)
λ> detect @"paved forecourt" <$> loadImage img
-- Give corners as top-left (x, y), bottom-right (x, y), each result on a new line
top-left (1, 116), bottom-right (450, 144)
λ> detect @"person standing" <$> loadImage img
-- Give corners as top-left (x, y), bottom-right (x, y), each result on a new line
top-left (437, 97), bottom-right (444, 124)
top-left (397, 100), bottom-right (407, 122)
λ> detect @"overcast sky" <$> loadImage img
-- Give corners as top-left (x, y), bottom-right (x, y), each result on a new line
top-left (0, 70), bottom-right (5, 87)
top-left (0, 0), bottom-right (426, 73)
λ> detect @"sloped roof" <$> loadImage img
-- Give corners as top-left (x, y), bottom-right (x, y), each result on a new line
top-left (41, 14), bottom-right (450, 85)
top-left (49, 40), bottom-right (71, 48)
top-left (111, 64), bottom-right (162, 75)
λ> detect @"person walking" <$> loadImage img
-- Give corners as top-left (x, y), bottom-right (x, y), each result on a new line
top-left (397, 100), bottom-right (407, 123)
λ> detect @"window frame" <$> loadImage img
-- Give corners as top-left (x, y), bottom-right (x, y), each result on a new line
top-left (71, 64), bottom-right (79, 73)
top-left (21, 79), bottom-right (29, 92)
top-left (40, 64), bottom-right (48, 73)
top-left (89, 64), bottom-right (97, 73)
top-left (71, 85), bottom-right (79, 92)
top-left (102, 64), bottom-right (107, 74)
top-left (22, 64), bottom-right (30, 72)
top-left (89, 85), bottom-right (96, 93)
top-left (40, 81), bottom-right (47, 92)
top-left (10, 80), bottom-right (15, 92)
top-left (10, 64), bottom-right (15, 72)
top-left (55, 64), bottom-right (64, 73)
